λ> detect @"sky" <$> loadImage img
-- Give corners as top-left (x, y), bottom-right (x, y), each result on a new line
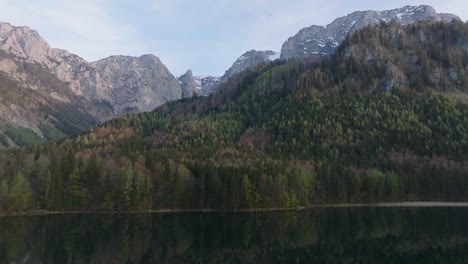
top-left (0, 0), bottom-right (467, 77)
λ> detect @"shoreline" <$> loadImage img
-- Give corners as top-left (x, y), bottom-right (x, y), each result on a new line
top-left (2, 202), bottom-right (468, 217)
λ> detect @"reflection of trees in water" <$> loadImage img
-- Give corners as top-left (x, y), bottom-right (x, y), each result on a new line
top-left (1, 208), bottom-right (468, 263)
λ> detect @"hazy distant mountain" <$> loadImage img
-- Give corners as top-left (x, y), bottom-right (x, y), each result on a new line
top-left (281, 5), bottom-right (461, 59)
top-left (181, 50), bottom-right (279, 96)
top-left (178, 70), bottom-right (221, 97)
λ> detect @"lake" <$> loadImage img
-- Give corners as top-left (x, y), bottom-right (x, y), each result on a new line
top-left (1, 207), bottom-right (468, 263)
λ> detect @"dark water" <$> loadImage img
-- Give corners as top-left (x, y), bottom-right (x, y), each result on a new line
top-left (1, 207), bottom-right (468, 263)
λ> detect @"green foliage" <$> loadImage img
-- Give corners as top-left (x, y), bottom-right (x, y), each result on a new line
top-left (0, 180), bottom-right (9, 212)
top-left (242, 175), bottom-right (254, 208)
top-left (67, 170), bottom-right (84, 209)
top-left (4, 126), bottom-right (44, 147)
top-left (8, 172), bottom-right (32, 212)
top-left (39, 124), bottom-right (66, 142)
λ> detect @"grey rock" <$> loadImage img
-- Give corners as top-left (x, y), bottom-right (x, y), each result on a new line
top-left (195, 75), bottom-right (222, 95)
top-left (0, 21), bottom-right (183, 117)
top-left (281, 5), bottom-right (461, 59)
top-left (222, 50), bottom-right (279, 81)
top-left (178, 70), bottom-right (198, 97)
top-left (178, 70), bottom-right (221, 97)
top-left (0, 21), bottom-right (185, 146)
top-left (93, 55), bottom-right (182, 115)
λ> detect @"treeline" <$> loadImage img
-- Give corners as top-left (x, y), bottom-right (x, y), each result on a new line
top-left (1, 147), bottom-right (467, 213)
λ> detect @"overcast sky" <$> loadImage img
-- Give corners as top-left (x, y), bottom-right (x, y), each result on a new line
top-left (0, 0), bottom-right (467, 76)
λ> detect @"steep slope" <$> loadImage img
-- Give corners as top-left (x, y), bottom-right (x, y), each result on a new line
top-left (0, 50), bottom-right (114, 147)
top-left (281, 5), bottom-right (460, 59)
top-left (0, 22), bottom-right (184, 146)
top-left (1, 21), bottom-right (467, 213)
top-left (92, 55), bottom-right (182, 115)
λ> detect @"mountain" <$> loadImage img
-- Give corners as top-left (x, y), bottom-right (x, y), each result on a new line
top-left (178, 70), bottom-right (199, 97)
top-left (178, 70), bottom-right (221, 96)
top-left (183, 5), bottom-right (460, 97)
top-left (221, 50), bottom-right (279, 81)
top-left (1, 20), bottom-right (467, 213)
top-left (281, 5), bottom-right (461, 59)
top-left (92, 55), bottom-right (181, 115)
top-left (0, 22), bottom-right (183, 146)
top-left (194, 75), bottom-right (222, 95)
top-left (180, 50), bottom-right (279, 96)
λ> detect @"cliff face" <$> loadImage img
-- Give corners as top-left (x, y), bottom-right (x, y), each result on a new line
top-left (92, 55), bottom-right (182, 115)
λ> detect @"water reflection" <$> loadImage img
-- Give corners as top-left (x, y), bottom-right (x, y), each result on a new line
top-left (1, 207), bottom-right (468, 263)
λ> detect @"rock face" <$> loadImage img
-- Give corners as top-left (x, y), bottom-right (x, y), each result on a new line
top-left (281, 5), bottom-right (461, 59)
top-left (222, 50), bottom-right (279, 81)
top-left (178, 70), bottom-right (199, 97)
top-left (0, 49), bottom-right (115, 147)
top-left (92, 55), bottom-right (181, 115)
top-left (0, 21), bottom-right (183, 146)
top-left (0, 22), bottom-right (182, 116)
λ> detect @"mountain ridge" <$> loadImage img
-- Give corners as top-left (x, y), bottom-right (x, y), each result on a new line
top-left (281, 5), bottom-right (461, 59)
top-left (0, 22), bottom-right (183, 146)
top-left (0, 4), bottom-right (464, 147)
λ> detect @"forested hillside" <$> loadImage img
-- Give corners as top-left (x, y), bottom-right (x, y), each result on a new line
top-left (1, 21), bottom-right (468, 213)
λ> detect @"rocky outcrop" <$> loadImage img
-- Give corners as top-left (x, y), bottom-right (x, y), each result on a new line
top-left (178, 70), bottom-right (198, 97)
top-left (281, 5), bottom-right (461, 59)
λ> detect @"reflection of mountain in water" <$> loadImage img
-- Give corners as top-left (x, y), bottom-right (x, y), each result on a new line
top-left (1, 208), bottom-right (468, 263)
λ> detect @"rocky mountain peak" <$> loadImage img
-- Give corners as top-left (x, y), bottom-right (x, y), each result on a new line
top-left (92, 54), bottom-right (181, 115)
top-left (180, 69), bottom-right (194, 80)
top-left (281, 5), bottom-right (461, 59)
top-left (222, 50), bottom-right (279, 81)
top-left (178, 70), bottom-right (198, 97)
top-left (178, 70), bottom-right (221, 97)
top-left (0, 22), bottom-right (53, 65)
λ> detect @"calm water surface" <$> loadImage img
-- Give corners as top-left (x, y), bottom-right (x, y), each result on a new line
top-left (1, 207), bottom-right (468, 263)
